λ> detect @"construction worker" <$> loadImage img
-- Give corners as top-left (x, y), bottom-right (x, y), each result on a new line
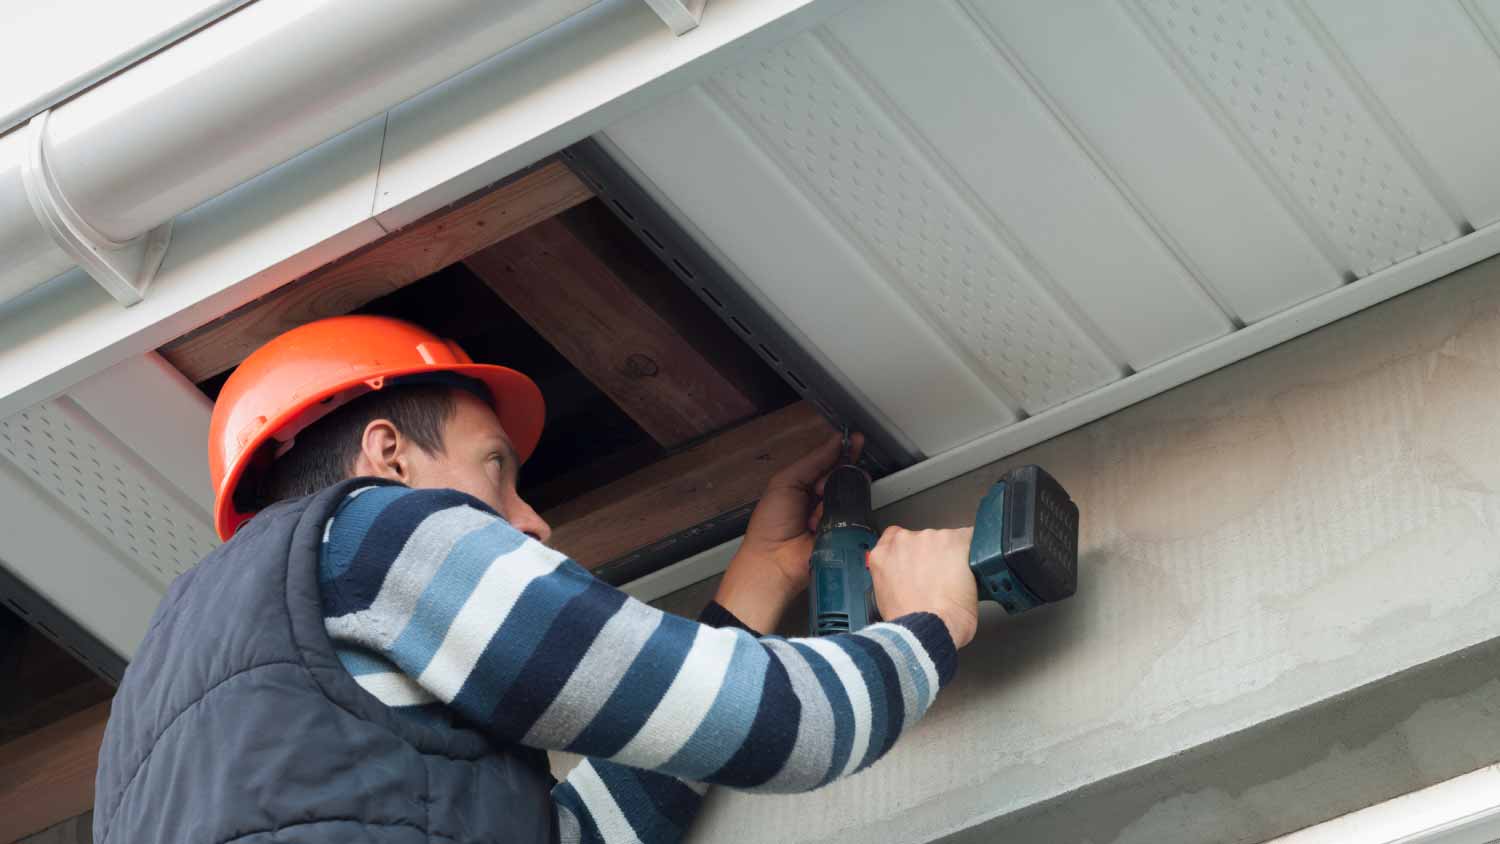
top-left (92, 315), bottom-right (980, 844)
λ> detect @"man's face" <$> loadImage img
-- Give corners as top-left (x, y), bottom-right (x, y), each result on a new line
top-left (402, 391), bottom-right (552, 542)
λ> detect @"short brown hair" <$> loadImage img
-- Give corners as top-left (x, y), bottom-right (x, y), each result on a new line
top-left (248, 383), bottom-right (458, 509)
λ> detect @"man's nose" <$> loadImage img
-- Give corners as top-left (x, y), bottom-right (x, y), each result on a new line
top-left (510, 499), bottom-right (552, 544)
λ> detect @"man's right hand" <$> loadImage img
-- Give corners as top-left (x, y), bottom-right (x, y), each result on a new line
top-left (869, 526), bottom-right (980, 649)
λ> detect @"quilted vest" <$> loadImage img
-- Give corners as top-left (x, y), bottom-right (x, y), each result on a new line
top-left (93, 479), bottom-right (556, 844)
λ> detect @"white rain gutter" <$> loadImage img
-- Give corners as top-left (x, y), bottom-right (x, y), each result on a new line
top-left (0, 0), bottom-right (706, 308)
top-left (0, 0), bottom-right (255, 136)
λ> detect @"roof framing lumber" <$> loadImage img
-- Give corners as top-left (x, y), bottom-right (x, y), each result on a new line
top-left (0, 701), bottom-right (109, 842)
top-left (544, 401), bottom-right (832, 569)
top-left (159, 159), bottom-right (593, 384)
top-left (465, 211), bottom-right (764, 447)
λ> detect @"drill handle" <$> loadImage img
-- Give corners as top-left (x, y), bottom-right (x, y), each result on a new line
top-left (808, 529), bottom-right (879, 635)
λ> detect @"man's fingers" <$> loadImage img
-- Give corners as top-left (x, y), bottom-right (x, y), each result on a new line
top-left (774, 431), bottom-right (857, 490)
top-left (807, 501), bottom-right (824, 533)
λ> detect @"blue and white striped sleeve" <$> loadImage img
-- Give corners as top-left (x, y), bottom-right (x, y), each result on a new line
top-left (321, 485), bottom-right (957, 794)
top-left (553, 758), bottom-right (706, 844)
top-left (550, 603), bottom-right (755, 844)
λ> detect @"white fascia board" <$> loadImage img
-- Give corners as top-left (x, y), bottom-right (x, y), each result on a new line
top-left (0, 0), bottom-right (858, 421)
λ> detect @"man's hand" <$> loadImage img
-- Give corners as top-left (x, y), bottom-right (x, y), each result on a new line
top-left (713, 431), bottom-right (864, 633)
top-left (870, 527), bottom-right (979, 649)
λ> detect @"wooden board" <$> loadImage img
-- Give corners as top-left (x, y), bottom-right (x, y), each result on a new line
top-left (160, 159), bottom-right (594, 383)
top-left (544, 401), bottom-right (833, 569)
top-left (0, 701), bottom-right (109, 842)
top-left (465, 213), bottom-right (762, 448)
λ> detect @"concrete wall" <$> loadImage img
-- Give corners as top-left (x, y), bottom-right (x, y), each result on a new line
top-left (655, 254), bottom-right (1500, 843)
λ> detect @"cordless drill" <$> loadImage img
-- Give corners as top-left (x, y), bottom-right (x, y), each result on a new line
top-left (809, 460), bottom-right (1080, 635)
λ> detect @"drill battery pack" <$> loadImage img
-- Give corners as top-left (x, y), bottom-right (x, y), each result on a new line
top-left (969, 465), bottom-right (1080, 613)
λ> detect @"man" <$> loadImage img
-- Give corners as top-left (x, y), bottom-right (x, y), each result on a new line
top-left (94, 315), bottom-right (979, 844)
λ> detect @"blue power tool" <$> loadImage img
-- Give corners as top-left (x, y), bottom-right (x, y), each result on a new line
top-left (809, 457), bottom-right (1080, 635)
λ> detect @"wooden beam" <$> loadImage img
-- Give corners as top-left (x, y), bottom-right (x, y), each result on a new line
top-left (0, 701), bottom-right (109, 842)
top-left (544, 402), bottom-right (834, 569)
top-left (160, 159), bottom-right (594, 383)
top-left (465, 213), bottom-right (762, 448)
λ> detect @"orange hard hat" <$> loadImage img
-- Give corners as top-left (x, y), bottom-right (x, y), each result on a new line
top-left (208, 315), bottom-right (545, 541)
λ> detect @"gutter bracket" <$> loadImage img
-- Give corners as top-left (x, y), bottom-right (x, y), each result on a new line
top-left (641, 0), bottom-right (706, 35)
top-left (20, 110), bottom-right (172, 307)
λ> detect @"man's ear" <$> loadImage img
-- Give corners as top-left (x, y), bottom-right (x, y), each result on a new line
top-left (353, 418), bottom-right (410, 482)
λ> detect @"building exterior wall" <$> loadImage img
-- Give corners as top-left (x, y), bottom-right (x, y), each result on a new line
top-left (655, 254), bottom-right (1500, 843)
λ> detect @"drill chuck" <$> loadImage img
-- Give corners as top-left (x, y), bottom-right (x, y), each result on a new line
top-left (819, 464), bottom-right (874, 534)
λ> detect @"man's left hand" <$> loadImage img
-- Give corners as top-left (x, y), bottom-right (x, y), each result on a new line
top-left (712, 430), bottom-right (864, 633)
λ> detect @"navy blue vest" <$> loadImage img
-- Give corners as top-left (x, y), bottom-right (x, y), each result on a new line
top-left (93, 479), bottom-right (556, 843)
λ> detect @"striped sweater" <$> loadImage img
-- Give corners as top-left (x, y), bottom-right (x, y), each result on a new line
top-left (318, 485), bottom-right (957, 843)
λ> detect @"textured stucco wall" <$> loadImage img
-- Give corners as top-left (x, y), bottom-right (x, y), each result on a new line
top-left (656, 253), bottom-right (1500, 843)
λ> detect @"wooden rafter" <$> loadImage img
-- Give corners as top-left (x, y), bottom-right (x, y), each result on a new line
top-left (465, 211), bottom-right (764, 448)
top-left (160, 159), bottom-right (594, 383)
top-left (545, 402), bottom-right (833, 569)
top-left (0, 701), bottom-right (109, 842)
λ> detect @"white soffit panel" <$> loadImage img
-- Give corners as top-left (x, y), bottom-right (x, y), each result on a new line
top-left (1130, 0), bottom-right (1462, 276)
top-left (0, 352), bottom-right (217, 657)
top-left (825, 2), bottom-right (1233, 367)
top-left (0, 457), bottom-right (163, 658)
top-left (1309, 0), bottom-right (1500, 229)
top-left (603, 0), bottom-right (1500, 463)
top-left (0, 399), bottom-right (216, 592)
top-left (708, 35), bottom-right (1121, 413)
top-left (605, 88), bottom-right (1018, 455)
top-left (970, 0), bottom-right (1345, 323)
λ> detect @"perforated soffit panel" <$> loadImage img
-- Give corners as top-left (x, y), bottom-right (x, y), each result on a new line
top-left (0, 354), bottom-right (214, 660)
top-left (602, 0), bottom-right (1500, 460)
